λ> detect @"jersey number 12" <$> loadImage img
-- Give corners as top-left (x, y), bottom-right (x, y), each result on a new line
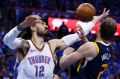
top-left (34, 65), bottom-right (44, 77)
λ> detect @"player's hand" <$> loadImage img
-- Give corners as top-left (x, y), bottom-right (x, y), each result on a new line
top-left (93, 8), bottom-right (110, 24)
top-left (76, 24), bottom-right (89, 42)
top-left (76, 25), bottom-right (85, 39)
top-left (20, 15), bottom-right (41, 28)
top-left (98, 8), bottom-right (110, 19)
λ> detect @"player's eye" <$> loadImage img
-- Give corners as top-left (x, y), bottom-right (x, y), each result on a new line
top-left (41, 20), bottom-right (46, 25)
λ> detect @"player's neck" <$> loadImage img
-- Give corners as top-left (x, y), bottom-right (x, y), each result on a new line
top-left (96, 34), bottom-right (110, 44)
top-left (31, 33), bottom-right (44, 49)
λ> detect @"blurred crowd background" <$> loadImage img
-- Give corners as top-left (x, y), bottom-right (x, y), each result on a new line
top-left (0, 0), bottom-right (120, 79)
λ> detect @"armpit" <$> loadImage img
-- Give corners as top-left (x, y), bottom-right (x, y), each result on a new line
top-left (17, 40), bottom-right (30, 57)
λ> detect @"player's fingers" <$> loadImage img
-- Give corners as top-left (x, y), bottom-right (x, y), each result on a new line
top-left (77, 29), bottom-right (80, 34)
top-left (80, 30), bottom-right (84, 37)
top-left (29, 15), bottom-right (41, 20)
top-left (104, 10), bottom-right (110, 16)
top-left (76, 24), bottom-right (82, 31)
top-left (35, 19), bottom-right (41, 23)
top-left (77, 30), bottom-right (82, 38)
top-left (76, 24), bottom-right (84, 35)
top-left (76, 23), bottom-right (82, 27)
top-left (77, 26), bottom-right (84, 35)
top-left (106, 10), bottom-right (110, 14)
top-left (35, 15), bottom-right (41, 20)
top-left (103, 8), bottom-right (106, 14)
top-left (76, 24), bottom-right (80, 27)
top-left (78, 28), bottom-right (83, 34)
top-left (77, 28), bottom-right (81, 34)
top-left (26, 16), bottom-right (37, 22)
top-left (29, 15), bottom-right (40, 18)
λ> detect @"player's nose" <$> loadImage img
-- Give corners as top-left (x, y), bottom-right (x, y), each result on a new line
top-left (45, 25), bottom-right (48, 29)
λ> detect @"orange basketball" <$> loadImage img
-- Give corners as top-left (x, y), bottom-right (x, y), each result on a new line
top-left (76, 3), bottom-right (96, 21)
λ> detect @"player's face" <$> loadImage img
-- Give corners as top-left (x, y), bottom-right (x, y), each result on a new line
top-left (34, 20), bottom-right (48, 36)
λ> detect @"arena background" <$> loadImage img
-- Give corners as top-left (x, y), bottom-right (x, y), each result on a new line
top-left (0, 0), bottom-right (120, 79)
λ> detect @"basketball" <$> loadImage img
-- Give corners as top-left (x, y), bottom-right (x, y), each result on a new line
top-left (76, 3), bottom-right (96, 21)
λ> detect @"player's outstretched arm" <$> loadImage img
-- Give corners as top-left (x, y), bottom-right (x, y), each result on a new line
top-left (3, 15), bottom-right (40, 49)
top-left (48, 28), bottom-right (85, 53)
top-left (77, 8), bottom-right (109, 35)
top-left (59, 42), bottom-right (98, 70)
top-left (48, 33), bottom-right (79, 53)
top-left (92, 8), bottom-right (110, 24)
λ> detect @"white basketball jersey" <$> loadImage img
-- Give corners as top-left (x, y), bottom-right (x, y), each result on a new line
top-left (16, 40), bottom-right (55, 79)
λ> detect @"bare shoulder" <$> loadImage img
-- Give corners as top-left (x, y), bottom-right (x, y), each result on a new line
top-left (48, 39), bottom-right (59, 46)
top-left (48, 39), bottom-right (66, 53)
top-left (85, 42), bottom-right (99, 51)
top-left (48, 39), bottom-right (59, 50)
top-left (79, 42), bottom-right (95, 49)
top-left (77, 42), bottom-right (98, 56)
top-left (48, 39), bottom-right (61, 52)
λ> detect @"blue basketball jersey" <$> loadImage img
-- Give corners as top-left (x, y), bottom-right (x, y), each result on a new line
top-left (76, 42), bottom-right (113, 79)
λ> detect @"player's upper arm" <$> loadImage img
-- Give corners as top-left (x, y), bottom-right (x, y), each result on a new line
top-left (48, 39), bottom-right (67, 53)
top-left (76, 42), bottom-right (98, 58)
top-left (60, 51), bottom-right (81, 70)
top-left (60, 42), bottom-right (98, 70)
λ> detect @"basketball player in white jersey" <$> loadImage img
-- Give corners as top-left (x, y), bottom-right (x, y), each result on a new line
top-left (3, 9), bottom-right (109, 79)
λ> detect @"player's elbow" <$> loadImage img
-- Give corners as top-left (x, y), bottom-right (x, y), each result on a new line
top-left (59, 58), bottom-right (67, 70)
top-left (3, 35), bottom-right (15, 49)
top-left (3, 35), bottom-right (9, 46)
top-left (59, 62), bottom-right (66, 71)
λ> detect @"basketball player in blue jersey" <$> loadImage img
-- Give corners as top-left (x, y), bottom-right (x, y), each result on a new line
top-left (3, 9), bottom-right (109, 79)
top-left (60, 18), bottom-right (117, 79)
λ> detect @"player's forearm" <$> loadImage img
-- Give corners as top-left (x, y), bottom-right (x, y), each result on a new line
top-left (92, 16), bottom-right (103, 25)
top-left (61, 21), bottom-right (95, 47)
top-left (61, 33), bottom-right (80, 47)
top-left (59, 55), bottom-right (70, 70)
top-left (77, 21), bottom-right (95, 35)
top-left (89, 15), bottom-right (103, 34)
top-left (3, 25), bottom-right (23, 49)
top-left (60, 52), bottom-right (80, 70)
top-left (83, 15), bottom-right (103, 35)
top-left (92, 13), bottom-right (106, 24)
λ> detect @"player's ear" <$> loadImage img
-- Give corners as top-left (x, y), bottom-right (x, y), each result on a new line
top-left (30, 25), bottom-right (36, 32)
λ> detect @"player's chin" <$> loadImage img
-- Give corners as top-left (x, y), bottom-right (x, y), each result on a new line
top-left (45, 29), bottom-right (48, 34)
top-left (43, 30), bottom-right (49, 36)
top-left (37, 31), bottom-right (48, 36)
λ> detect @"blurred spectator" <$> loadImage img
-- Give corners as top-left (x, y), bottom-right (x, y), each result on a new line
top-left (0, 65), bottom-right (13, 79)
top-left (114, 70), bottom-right (120, 79)
top-left (58, 22), bottom-right (69, 38)
top-left (107, 74), bottom-right (115, 79)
